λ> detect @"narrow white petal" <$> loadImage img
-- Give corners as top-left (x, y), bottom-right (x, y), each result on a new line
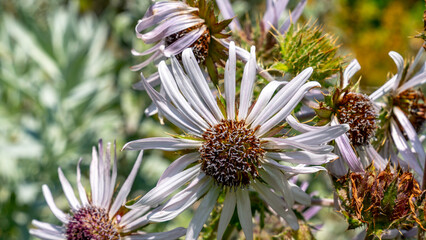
top-left (157, 152), bottom-right (200, 186)
top-left (286, 115), bottom-right (329, 133)
top-left (139, 73), bottom-right (204, 136)
top-left (398, 71), bottom-right (426, 93)
top-left (279, 0), bottom-right (306, 33)
top-left (130, 164), bottom-right (201, 208)
top-left (252, 182), bottom-right (299, 230)
top-left (42, 185), bottom-right (69, 224)
top-left (182, 48), bottom-right (224, 120)
top-left (393, 107), bottom-right (425, 165)
top-left (261, 165), bottom-right (294, 206)
top-left (236, 188), bottom-right (253, 240)
top-left (331, 116), bottom-right (364, 173)
top-left (148, 175), bottom-right (213, 223)
top-left (163, 26), bottom-right (205, 57)
top-left (369, 75), bottom-right (397, 101)
top-left (120, 206), bottom-right (151, 228)
top-left (389, 51), bottom-right (404, 91)
top-left (130, 51), bottom-right (163, 71)
top-left (238, 46), bottom-right (257, 119)
top-left (186, 185), bottom-right (220, 240)
top-left (123, 227), bottom-right (187, 240)
top-left (225, 41), bottom-right (236, 120)
top-left (246, 81), bottom-right (286, 124)
top-left (133, 72), bottom-right (161, 91)
top-left (343, 59), bottom-right (361, 88)
top-left (76, 158), bottom-right (89, 206)
top-left (31, 220), bottom-right (64, 238)
top-left (217, 191), bottom-right (236, 240)
top-left (289, 183), bottom-right (311, 205)
top-left (158, 61), bottom-right (209, 130)
top-left (171, 57), bottom-right (217, 125)
top-left (107, 142), bottom-right (118, 210)
top-left (29, 229), bottom-right (64, 240)
top-left (109, 151), bottom-right (144, 218)
top-left (406, 47), bottom-right (425, 79)
top-left (257, 81), bottom-right (320, 136)
top-left (123, 137), bottom-right (202, 151)
top-left (262, 137), bottom-right (334, 154)
top-left (131, 41), bottom-right (164, 56)
top-left (285, 124), bottom-right (349, 145)
top-left (90, 146), bottom-right (100, 206)
top-left (263, 158), bottom-right (326, 174)
top-left (266, 151), bottom-right (337, 165)
top-left (215, 0), bottom-right (241, 31)
top-left (57, 168), bottom-right (80, 211)
top-left (390, 119), bottom-right (423, 175)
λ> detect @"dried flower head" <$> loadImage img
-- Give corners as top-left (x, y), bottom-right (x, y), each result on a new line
top-left (334, 165), bottom-right (426, 238)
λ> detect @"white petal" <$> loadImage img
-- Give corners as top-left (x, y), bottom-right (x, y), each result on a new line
top-left (31, 220), bottom-right (64, 239)
top-left (246, 81), bottom-right (286, 124)
top-left (369, 75), bottom-right (397, 101)
top-left (406, 47), bottom-right (425, 79)
top-left (123, 137), bottom-right (202, 151)
top-left (182, 48), bottom-right (224, 120)
top-left (262, 137), bottom-right (334, 154)
top-left (139, 73), bottom-right (204, 136)
top-left (252, 182), bottom-right (299, 230)
top-left (158, 61), bottom-right (210, 130)
top-left (123, 227), bottom-right (187, 240)
top-left (260, 165), bottom-right (294, 206)
top-left (279, 0), bottom-right (306, 34)
top-left (398, 71), bottom-right (426, 94)
top-left (109, 151), bottom-right (144, 218)
top-left (107, 142), bottom-right (118, 210)
top-left (90, 146), bottom-right (100, 206)
top-left (157, 152), bottom-right (200, 186)
top-left (76, 158), bottom-right (89, 206)
top-left (389, 51), bottom-right (404, 91)
top-left (131, 41), bottom-right (164, 56)
top-left (29, 229), bottom-right (64, 240)
top-left (289, 183), bottom-right (311, 205)
top-left (390, 119), bottom-right (422, 175)
top-left (262, 0), bottom-right (289, 30)
top-left (236, 188), bottom-right (253, 240)
top-left (57, 168), bottom-right (80, 211)
top-left (216, 0), bottom-right (241, 31)
top-left (238, 46), bottom-right (257, 120)
top-left (225, 41), bottom-right (236, 120)
top-left (120, 206), bottom-right (151, 228)
top-left (285, 124), bottom-right (349, 145)
top-left (42, 185), bottom-right (68, 224)
top-left (148, 175), bottom-right (213, 222)
top-left (217, 191), bottom-right (236, 240)
top-left (186, 185), bottom-right (220, 240)
top-left (393, 107), bottom-right (425, 166)
top-left (343, 59), bottom-right (361, 88)
top-left (285, 115), bottom-right (329, 133)
top-left (263, 158), bottom-right (326, 174)
top-left (266, 151), bottom-right (337, 165)
top-left (130, 164), bottom-right (201, 208)
top-left (171, 57), bottom-right (217, 125)
top-left (331, 116), bottom-right (364, 173)
top-left (257, 81), bottom-right (320, 136)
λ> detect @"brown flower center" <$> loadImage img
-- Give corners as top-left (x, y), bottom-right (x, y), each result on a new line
top-left (66, 206), bottom-right (119, 240)
top-left (199, 120), bottom-right (265, 188)
top-left (337, 92), bottom-right (377, 146)
top-left (165, 24), bottom-right (210, 63)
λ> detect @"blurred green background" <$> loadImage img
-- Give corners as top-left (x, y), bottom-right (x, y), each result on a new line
top-left (0, 0), bottom-right (423, 239)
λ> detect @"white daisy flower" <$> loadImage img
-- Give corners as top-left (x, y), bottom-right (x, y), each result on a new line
top-left (30, 140), bottom-right (186, 240)
top-left (369, 48), bottom-right (426, 178)
top-left (131, 0), bottom-right (232, 87)
top-left (123, 42), bottom-right (348, 239)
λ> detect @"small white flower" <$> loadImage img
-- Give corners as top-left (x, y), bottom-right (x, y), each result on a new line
top-left (369, 48), bottom-right (426, 178)
top-left (124, 42), bottom-right (348, 239)
top-left (30, 140), bottom-right (186, 240)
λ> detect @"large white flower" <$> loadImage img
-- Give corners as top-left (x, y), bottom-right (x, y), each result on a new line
top-left (369, 48), bottom-right (426, 178)
top-left (124, 42), bottom-right (348, 239)
top-left (30, 140), bottom-right (186, 240)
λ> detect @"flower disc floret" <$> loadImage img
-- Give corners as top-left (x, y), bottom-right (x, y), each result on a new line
top-left (66, 206), bottom-right (119, 240)
top-left (337, 92), bottom-right (377, 146)
top-left (199, 120), bottom-right (265, 188)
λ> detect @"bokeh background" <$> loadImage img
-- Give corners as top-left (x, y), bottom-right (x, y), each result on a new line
top-left (0, 0), bottom-right (423, 239)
